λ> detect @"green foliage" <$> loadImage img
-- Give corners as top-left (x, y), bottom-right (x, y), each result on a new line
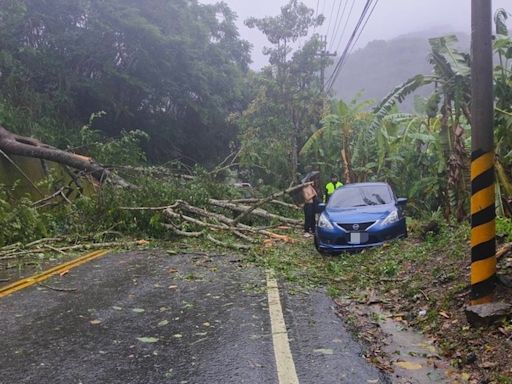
top-left (79, 112), bottom-right (148, 165)
top-left (0, 184), bottom-right (51, 245)
top-left (494, 10), bottom-right (512, 215)
top-left (366, 35), bottom-right (474, 219)
top-left (0, 0), bottom-right (250, 165)
top-left (0, 167), bottom-right (243, 247)
top-left (300, 98), bottom-right (374, 183)
top-left (371, 75), bottom-right (435, 132)
top-left (497, 217), bottom-right (512, 242)
top-left (239, 1), bottom-right (327, 186)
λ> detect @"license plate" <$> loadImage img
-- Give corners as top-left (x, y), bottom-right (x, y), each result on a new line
top-left (350, 232), bottom-right (368, 244)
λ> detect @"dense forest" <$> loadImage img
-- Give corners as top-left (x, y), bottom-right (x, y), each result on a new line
top-left (0, 0), bottom-right (510, 238)
top-left (0, 0), bottom-right (252, 165)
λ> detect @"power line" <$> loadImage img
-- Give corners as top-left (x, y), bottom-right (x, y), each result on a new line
top-left (332, 0), bottom-right (356, 58)
top-left (325, 0), bottom-right (376, 91)
top-left (328, 0), bottom-right (348, 52)
top-left (325, 0), bottom-right (337, 42)
top-left (349, 0), bottom-right (379, 57)
top-left (326, 0), bottom-right (372, 87)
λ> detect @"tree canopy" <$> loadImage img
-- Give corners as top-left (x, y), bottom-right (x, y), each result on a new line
top-left (0, 0), bottom-right (251, 164)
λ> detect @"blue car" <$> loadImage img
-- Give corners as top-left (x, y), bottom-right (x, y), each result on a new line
top-left (315, 182), bottom-right (407, 254)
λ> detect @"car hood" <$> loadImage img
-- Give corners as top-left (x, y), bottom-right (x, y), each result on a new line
top-left (325, 203), bottom-right (395, 223)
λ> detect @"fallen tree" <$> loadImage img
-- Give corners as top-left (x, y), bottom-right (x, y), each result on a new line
top-left (0, 125), bottom-right (130, 187)
top-left (208, 199), bottom-right (302, 226)
top-left (119, 183), bottom-right (307, 250)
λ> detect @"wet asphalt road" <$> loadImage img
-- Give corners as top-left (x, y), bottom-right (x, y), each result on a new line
top-left (0, 250), bottom-right (385, 384)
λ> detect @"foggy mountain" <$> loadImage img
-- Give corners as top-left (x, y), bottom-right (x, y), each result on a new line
top-left (331, 30), bottom-right (471, 111)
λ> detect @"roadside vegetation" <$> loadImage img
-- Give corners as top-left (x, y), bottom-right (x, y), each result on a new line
top-left (1, 0), bottom-right (512, 382)
top-left (251, 216), bottom-right (512, 382)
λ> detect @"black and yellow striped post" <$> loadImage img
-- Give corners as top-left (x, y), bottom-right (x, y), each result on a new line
top-left (470, 0), bottom-right (496, 305)
top-left (470, 150), bottom-right (496, 304)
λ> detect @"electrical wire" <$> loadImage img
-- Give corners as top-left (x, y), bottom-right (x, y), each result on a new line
top-left (328, 0), bottom-right (348, 53)
top-left (325, 0), bottom-right (376, 91)
top-left (325, 0), bottom-right (337, 42)
top-left (332, 0), bottom-right (356, 59)
top-left (326, 0), bottom-right (372, 88)
top-left (349, 0), bottom-right (380, 57)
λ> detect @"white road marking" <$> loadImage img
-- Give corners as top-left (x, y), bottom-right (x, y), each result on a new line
top-left (266, 271), bottom-right (300, 384)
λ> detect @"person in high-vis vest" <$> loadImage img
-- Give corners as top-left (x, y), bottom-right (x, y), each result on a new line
top-left (325, 174), bottom-right (343, 203)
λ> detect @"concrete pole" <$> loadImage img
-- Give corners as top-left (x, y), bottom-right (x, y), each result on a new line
top-left (470, 0), bottom-right (496, 305)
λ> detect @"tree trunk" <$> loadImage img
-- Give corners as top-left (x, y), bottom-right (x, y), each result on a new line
top-left (290, 131), bottom-right (299, 184)
top-left (439, 97), bottom-right (452, 219)
top-left (341, 137), bottom-right (353, 183)
top-left (0, 125), bottom-right (130, 187)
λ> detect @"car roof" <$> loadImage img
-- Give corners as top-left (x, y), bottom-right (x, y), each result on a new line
top-left (341, 182), bottom-right (390, 188)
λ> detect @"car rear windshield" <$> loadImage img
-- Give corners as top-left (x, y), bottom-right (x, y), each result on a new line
top-left (328, 185), bottom-right (393, 208)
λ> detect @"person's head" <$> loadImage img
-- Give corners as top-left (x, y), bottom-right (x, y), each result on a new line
top-left (330, 174), bottom-right (338, 183)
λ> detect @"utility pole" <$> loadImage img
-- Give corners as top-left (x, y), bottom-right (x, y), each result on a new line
top-left (318, 35), bottom-right (337, 92)
top-left (470, 0), bottom-right (496, 305)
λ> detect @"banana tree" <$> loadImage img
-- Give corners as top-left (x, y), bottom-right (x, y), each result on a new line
top-left (300, 98), bottom-right (372, 183)
top-left (494, 9), bottom-right (512, 216)
top-left (371, 35), bottom-right (472, 221)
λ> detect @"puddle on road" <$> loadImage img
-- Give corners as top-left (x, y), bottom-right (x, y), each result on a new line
top-left (367, 305), bottom-right (464, 384)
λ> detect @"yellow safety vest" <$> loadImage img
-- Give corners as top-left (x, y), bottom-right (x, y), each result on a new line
top-left (325, 181), bottom-right (343, 201)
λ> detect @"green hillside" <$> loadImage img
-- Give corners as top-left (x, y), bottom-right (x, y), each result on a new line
top-left (331, 31), bottom-right (470, 110)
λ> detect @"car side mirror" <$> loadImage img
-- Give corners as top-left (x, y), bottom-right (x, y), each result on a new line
top-left (396, 197), bottom-right (408, 206)
top-left (316, 203), bottom-right (326, 213)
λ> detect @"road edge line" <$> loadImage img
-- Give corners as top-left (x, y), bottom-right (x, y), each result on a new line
top-left (266, 270), bottom-right (300, 384)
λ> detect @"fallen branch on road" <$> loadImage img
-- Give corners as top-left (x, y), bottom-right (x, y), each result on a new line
top-left (206, 234), bottom-right (251, 250)
top-left (222, 198), bottom-right (299, 210)
top-left (118, 183), bottom-right (304, 250)
top-left (230, 181), bottom-right (310, 226)
top-left (37, 283), bottom-right (78, 292)
top-left (208, 199), bottom-right (301, 226)
top-left (0, 240), bottom-right (147, 262)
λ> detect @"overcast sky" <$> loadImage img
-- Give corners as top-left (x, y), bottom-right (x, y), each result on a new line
top-left (200, 0), bottom-right (511, 69)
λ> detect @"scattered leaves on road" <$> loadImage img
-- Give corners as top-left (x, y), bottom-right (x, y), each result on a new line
top-left (136, 337), bottom-right (159, 343)
top-left (313, 348), bottom-right (334, 355)
top-left (394, 361), bottom-right (422, 370)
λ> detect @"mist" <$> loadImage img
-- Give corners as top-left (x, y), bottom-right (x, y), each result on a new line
top-left (200, 0), bottom-right (511, 69)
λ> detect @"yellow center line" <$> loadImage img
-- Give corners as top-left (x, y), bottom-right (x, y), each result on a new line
top-left (266, 271), bottom-right (300, 384)
top-left (0, 249), bottom-right (110, 298)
